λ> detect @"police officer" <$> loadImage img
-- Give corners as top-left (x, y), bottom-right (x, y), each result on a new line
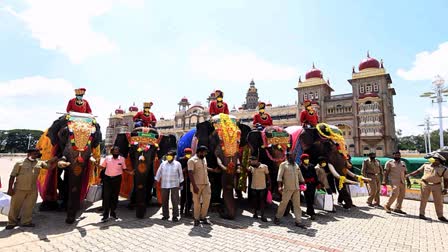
top-left (6, 149), bottom-right (58, 230)
top-left (362, 152), bottom-right (383, 207)
top-left (407, 153), bottom-right (448, 222)
top-left (383, 151), bottom-right (411, 214)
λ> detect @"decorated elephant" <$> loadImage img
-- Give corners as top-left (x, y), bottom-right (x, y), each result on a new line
top-left (37, 112), bottom-right (102, 224)
top-left (194, 114), bottom-right (251, 219)
top-left (286, 123), bottom-right (364, 190)
top-left (114, 127), bottom-right (177, 218)
top-left (246, 126), bottom-right (290, 199)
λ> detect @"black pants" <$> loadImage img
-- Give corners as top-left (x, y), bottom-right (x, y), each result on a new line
top-left (180, 179), bottom-right (192, 214)
top-left (102, 175), bottom-right (122, 217)
top-left (251, 189), bottom-right (267, 215)
top-left (337, 182), bottom-right (353, 208)
top-left (304, 184), bottom-right (317, 216)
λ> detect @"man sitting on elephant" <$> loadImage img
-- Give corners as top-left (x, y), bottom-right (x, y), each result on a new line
top-left (209, 90), bottom-right (229, 117)
top-left (66, 88), bottom-right (92, 114)
top-left (133, 102), bottom-right (157, 128)
top-left (252, 102), bottom-right (273, 129)
top-left (299, 100), bottom-right (318, 128)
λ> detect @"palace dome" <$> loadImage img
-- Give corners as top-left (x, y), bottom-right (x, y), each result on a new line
top-left (359, 53), bottom-right (380, 71)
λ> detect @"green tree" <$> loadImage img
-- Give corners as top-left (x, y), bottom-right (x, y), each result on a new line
top-left (0, 129), bottom-right (44, 153)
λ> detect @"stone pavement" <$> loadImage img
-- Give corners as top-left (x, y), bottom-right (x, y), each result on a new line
top-left (1, 196), bottom-right (448, 252)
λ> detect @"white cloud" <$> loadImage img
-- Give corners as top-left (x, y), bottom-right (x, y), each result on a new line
top-left (189, 42), bottom-right (298, 82)
top-left (395, 115), bottom-right (424, 136)
top-left (4, 0), bottom-right (143, 63)
top-left (0, 76), bottom-right (114, 133)
top-left (397, 42), bottom-right (448, 81)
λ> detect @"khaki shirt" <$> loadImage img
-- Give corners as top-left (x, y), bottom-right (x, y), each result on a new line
top-left (10, 158), bottom-right (49, 191)
top-left (417, 163), bottom-right (448, 184)
top-left (248, 164), bottom-right (269, 190)
top-left (385, 160), bottom-right (407, 185)
top-left (362, 158), bottom-right (382, 176)
top-left (277, 161), bottom-right (304, 191)
top-left (187, 155), bottom-right (209, 185)
top-left (315, 164), bottom-right (330, 188)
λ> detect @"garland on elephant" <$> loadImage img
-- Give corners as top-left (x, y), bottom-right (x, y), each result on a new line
top-left (214, 113), bottom-right (241, 173)
top-left (237, 145), bottom-right (250, 192)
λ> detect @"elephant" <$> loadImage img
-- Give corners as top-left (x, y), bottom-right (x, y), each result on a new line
top-left (37, 113), bottom-right (102, 224)
top-left (286, 123), bottom-right (361, 189)
top-left (114, 127), bottom-right (177, 218)
top-left (194, 114), bottom-right (251, 219)
top-left (247, 126), bottom-right (290, 200)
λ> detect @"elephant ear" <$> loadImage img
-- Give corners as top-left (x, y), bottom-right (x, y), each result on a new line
top-left (247, 130), bottom-right (262, 157)
top-left (57, 126), bottom-right (69, 150)
top-left (91, 123), bottom-right (102, 149)
top-left (114, 134), bottom-right (130, 158)
top-left (47, 116), bottom-right (68, 146)
top-left (195, 120), bottom-right (214, 147)
top-left (238, 123), bottom-right (251, 147)
top-left (157, 134), bottom-right (177, 159)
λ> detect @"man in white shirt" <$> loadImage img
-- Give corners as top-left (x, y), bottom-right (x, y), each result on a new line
top-left (155, 150), bottom-right (184, 222)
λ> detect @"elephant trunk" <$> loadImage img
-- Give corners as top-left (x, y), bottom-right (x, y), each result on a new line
top-left (328, 163), bottom-right (358, 184)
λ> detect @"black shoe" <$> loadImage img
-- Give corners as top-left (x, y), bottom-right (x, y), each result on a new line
top-left (273, 217), bottom-right (280, 225)
top-left (252, 214), bottom-right (259, 219)
top-left (310, 215), bottom-right (316, 220)
top-left (110, 212), bottom-right (118, 219)
top-left (162, 216), bottom-right (169, 221)
top-left (65, 218), bottom-right (75, 224)
top-left (97, 207), bottom-right (103, 212)
top-left (419, 215), bottom-right (427, 220)
top-left (295, 222), bottom-right (307, 229)
top-left (172, 217), bottom-right (179, 222)
top-left (393, 209), bottom-right (407, 215)
top-left (21, 223), bottom-right (35, 227)
top-left (101, 216), bottom-right (109, 223)
top-left (260, 216), bottom-right (268, 222)
top-left (194, 220), bottom-right (200, 226)
top-left (367, 203), bottom-right (374, 207)
top-left (302, 213), bottom-right (309, 217)
top-left (200, 219), bottom-right (210, 225)
top-left (5, 224), bottom-right (16, 230)
top-left (438, 216), bottom-right (448, 223)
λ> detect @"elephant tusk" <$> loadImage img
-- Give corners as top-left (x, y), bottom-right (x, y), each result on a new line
top-left (328, 163), bottom-right (358, 184)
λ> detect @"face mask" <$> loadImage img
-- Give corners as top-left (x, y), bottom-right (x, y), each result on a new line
top-left (112, 154), bottom-right (119, 159)
top-left (76, 95), bottom-right (83, 100)
top-left (259, 109), bottom-right (265, 113)
top-left (321, 162), bottom-right (327, 167)
top-left (394, 157), bottom-right (400, 161)
top-left (217, 98), bottom-right (223, 102)
top-left (370, 156), bottom-right (376, 160)
top-left (185, 154), bottom-right (191, 159)
top-left (166, 155), bottom-right (174, 161)
top-left (303, 159), bottom-right (310, 165)
top-left (428, 158), bottom-right (436, 164)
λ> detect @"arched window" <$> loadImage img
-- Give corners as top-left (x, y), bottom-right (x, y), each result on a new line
top-left (309, 93), bottom-right (314, 99)
top-left (373, 83), bottom-right (379, 92)
top-left (315, 91), bottom-right (319, 99)
top-left (359, 85), bottom-right (365, 94)
top-left (366, 84), bottom-right (372, 93)
top-left (304, 93), bottom-right (308, 100)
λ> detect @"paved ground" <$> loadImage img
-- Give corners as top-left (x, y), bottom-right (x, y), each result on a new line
top-left (1, 195), bottom-right (448, 252)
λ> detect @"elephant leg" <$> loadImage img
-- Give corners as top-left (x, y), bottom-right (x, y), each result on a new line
top-left (210, 173), bottom-right (223, 205)
top-left (146, 172), bottom-right (155, 206)
top-left (134, 174), bottom-right (147, 218)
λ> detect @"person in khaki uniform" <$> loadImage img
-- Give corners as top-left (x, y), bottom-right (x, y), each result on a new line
top-left (407, 153), bottom-right (448, 222)
top-left (274, 152), bottom-right (307, 229)
top-left (362, 152), bottom-right (383, 207)
top-left (6, 149), bottom-right (58, 230)
top-left (383, 151), bottom-right (411, 214)
top-left (188, 145), bottom-right (212, 226)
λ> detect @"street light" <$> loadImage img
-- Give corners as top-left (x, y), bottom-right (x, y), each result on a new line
top-left (418, 116), bottom-right (437, 153)
top-left (27, 134), bottom-right (33, 150)
top-left (420, 75), bottom-right (448, 149)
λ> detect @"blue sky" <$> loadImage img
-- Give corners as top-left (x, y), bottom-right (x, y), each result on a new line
top-left (0, 0), bottom-right (448, 136)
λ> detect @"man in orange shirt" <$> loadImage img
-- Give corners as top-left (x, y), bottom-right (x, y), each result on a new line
top-left (133, 102), bottom-right (157, 128)
top-left (209, 90), bottom-right (229, 116)
top-left (252, 102), bottom-right (273, 128)
top-left (66, 88), bottom-right (92, 114)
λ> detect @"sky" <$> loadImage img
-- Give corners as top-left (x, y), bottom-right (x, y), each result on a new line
top-left (0, 0), bottom-right (448, 136)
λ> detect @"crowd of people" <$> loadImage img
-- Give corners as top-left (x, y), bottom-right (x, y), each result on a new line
top-left (3, 87), bottom-right (448, 231)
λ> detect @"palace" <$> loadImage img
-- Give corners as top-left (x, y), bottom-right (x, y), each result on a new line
top-left (105, 53), bottom-right (397, 157)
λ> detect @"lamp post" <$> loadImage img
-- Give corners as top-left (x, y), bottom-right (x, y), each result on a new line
top-left (418, 116), bottom-right (437, 153)
top-left (27, 134), bottom-right (32, 150)
top-left (420, 75), bottom-right (448, 149)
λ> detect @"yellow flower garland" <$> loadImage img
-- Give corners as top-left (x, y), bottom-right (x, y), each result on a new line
top-left (216, 114), bottom-right (240, 157)
top-left (338, 176), bottom-right (346, 190)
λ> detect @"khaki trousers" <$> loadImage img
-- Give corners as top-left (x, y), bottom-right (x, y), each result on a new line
top-left (386, 183), bottom-right (406, 210)
top-left (191, 184), bottom-right (211, 220)
top-left (366, 174), bottom-right (381, 204)
top-left (420, 183), bottom-right (444, 218)
top-left (8, 189), bottom-right (38, 225)
top-left (275, 189), bottom-right (302, 223)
